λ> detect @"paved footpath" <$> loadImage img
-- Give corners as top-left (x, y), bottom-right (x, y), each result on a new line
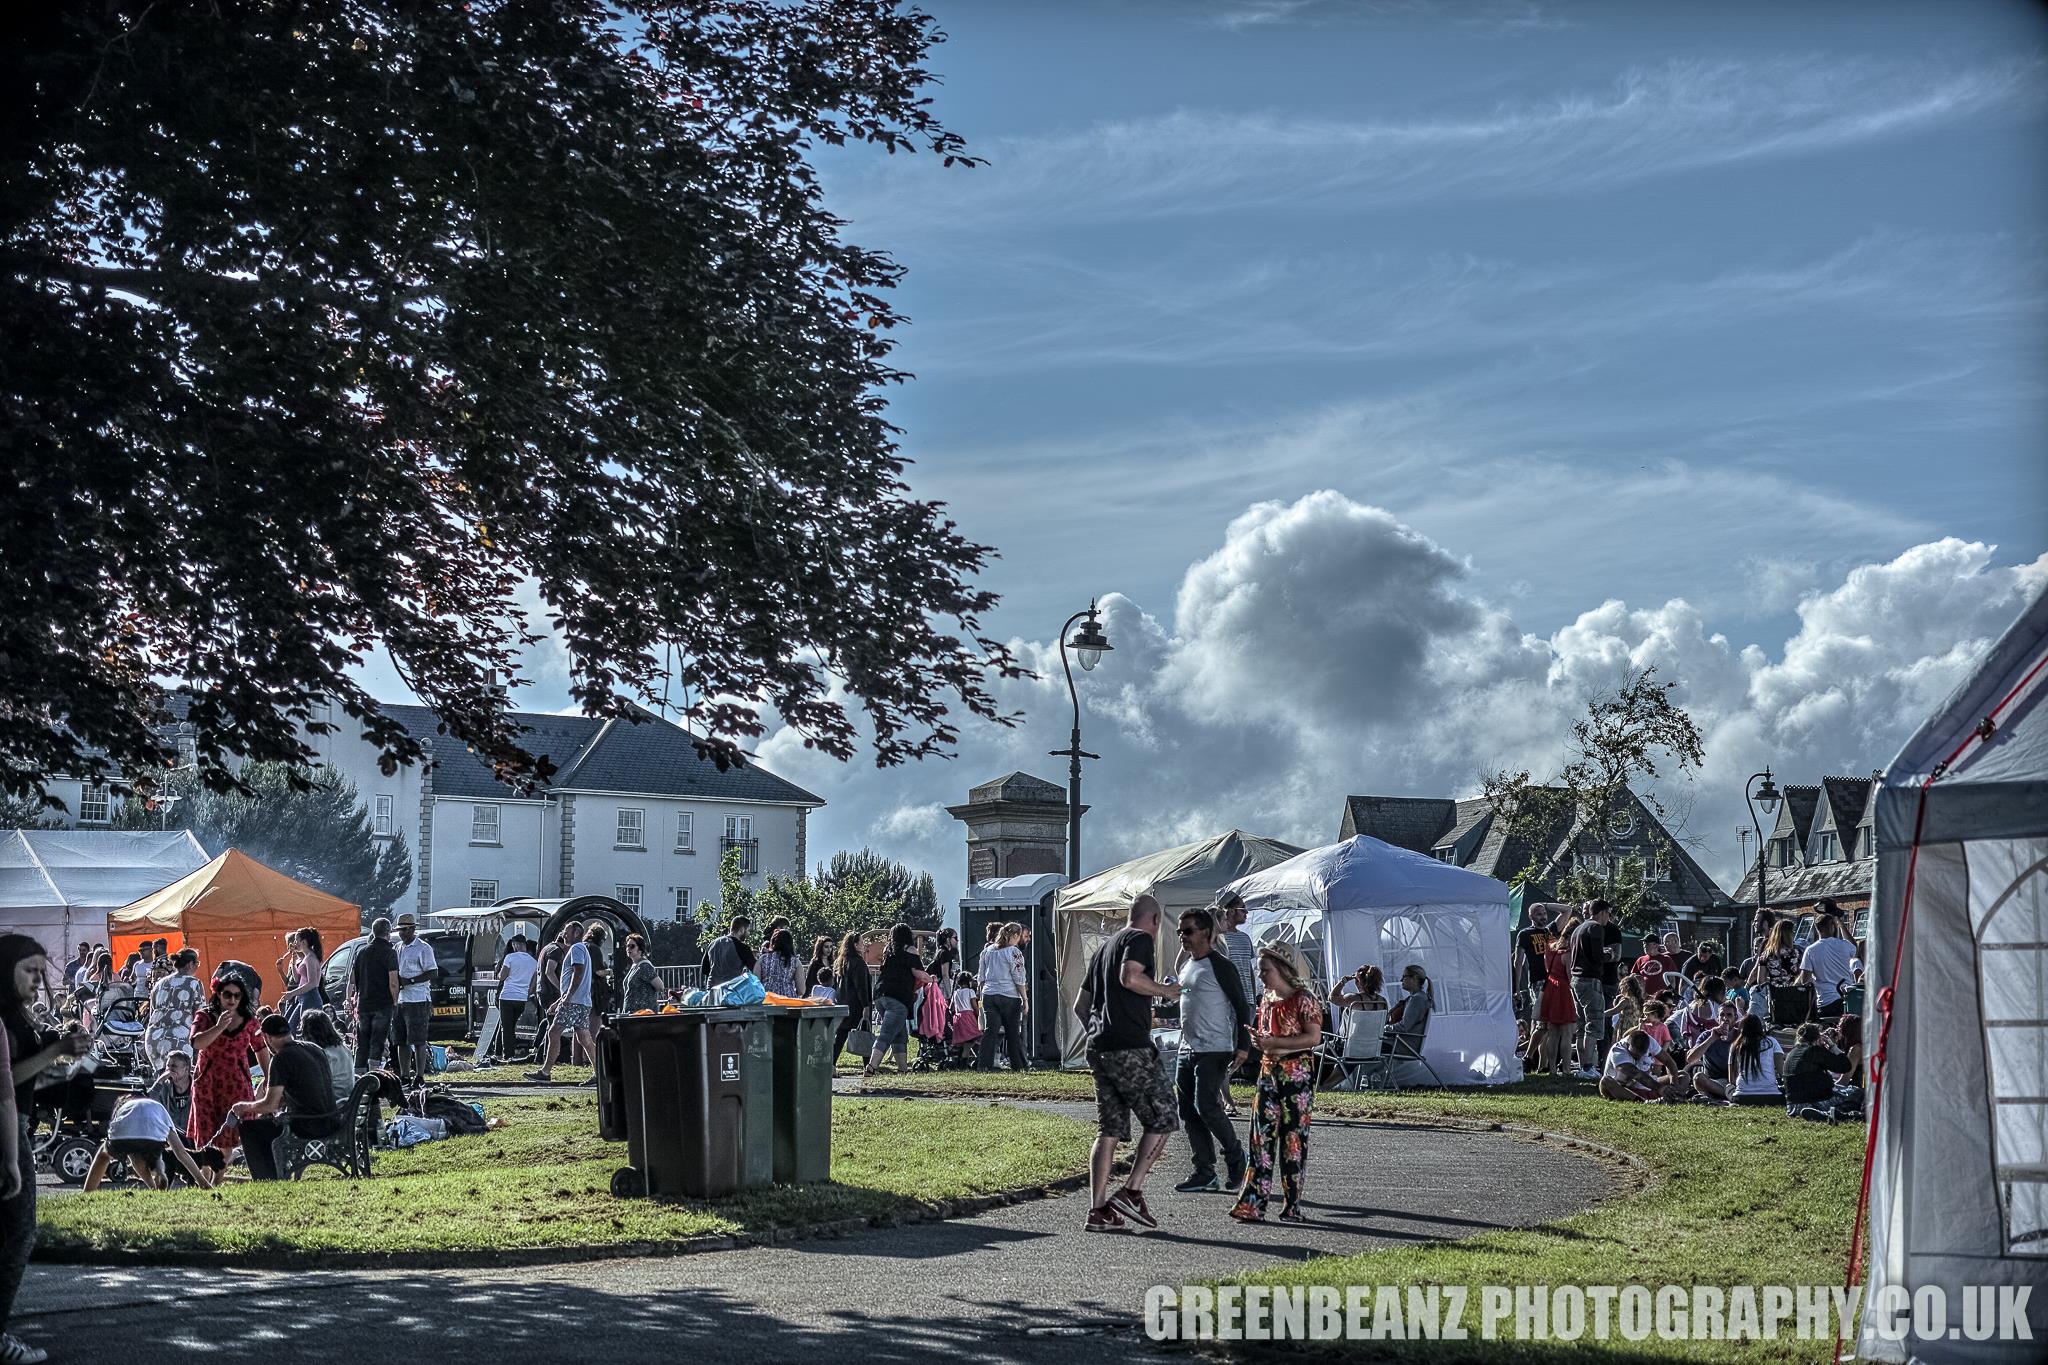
top-left (12, 1104), bottom-right (1612, 1364)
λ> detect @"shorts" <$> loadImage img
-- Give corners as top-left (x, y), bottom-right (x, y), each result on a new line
top-left (394, 1000), bottom-right (433, 1047)
top-left (1572, 977), bottom-right (1606, 1029)
top-left (1087, 1044), bottom-right (1179, 1142)
top-left (107, 1138), bottom-right (167, 1167)
top-left (555, 1002), bottom-right (592, 1033)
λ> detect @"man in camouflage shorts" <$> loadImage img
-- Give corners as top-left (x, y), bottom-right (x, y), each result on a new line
top-left (1075, 893), bottom-right (1181, 1233)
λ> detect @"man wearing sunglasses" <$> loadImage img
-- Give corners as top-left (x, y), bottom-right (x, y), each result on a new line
top-left (1170, 908), bottom-right (1252, 1194)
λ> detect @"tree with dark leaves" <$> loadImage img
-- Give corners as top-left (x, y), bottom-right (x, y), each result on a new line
top-left (2, 1), bottom-right (1014, 810)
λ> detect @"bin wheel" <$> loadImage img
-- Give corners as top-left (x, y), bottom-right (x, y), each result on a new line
top-left (610, 1166), bottom-right (646, 1200)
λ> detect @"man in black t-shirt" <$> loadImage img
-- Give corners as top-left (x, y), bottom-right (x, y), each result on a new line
top-left (1074, 892), bottom-right (1180, 1234)
top-left (1515, 905), bottom-right (1561, 1023)
top-left (1568, 900), bottom-right (1616, 1076)
top-left (233, 1015), bottom-right (341, 1180)
top-left (350, 917), bottom-right (400, 1074)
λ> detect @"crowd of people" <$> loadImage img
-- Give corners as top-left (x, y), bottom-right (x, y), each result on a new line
top-left (1514, 897), bottom-right (1868, 1119)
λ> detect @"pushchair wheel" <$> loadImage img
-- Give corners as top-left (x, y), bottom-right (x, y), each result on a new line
top-left (52, 1136), bottom-right (97, 1184)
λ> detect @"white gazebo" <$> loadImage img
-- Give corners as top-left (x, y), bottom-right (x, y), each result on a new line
top-left (0, 829), bottom-right (211, 963)
top-left (1224, 835), bottom-right (1522, 1086)
top-left (1859, 587), bottom-right (2048, 1360)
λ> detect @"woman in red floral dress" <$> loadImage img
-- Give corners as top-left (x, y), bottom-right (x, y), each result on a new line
top-left (1230, 942), bottom-right (1323, 1223)
top-left (186, 975), bottom-right (257, 1153)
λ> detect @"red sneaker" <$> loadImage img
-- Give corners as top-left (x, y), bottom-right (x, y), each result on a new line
top-left (1084, 1203), bottom-right (1126, 1233)
top-left (1108, 1186), bottom-right (1159, 1231)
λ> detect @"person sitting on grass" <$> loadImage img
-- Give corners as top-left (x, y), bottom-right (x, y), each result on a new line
top-left (1640, 999), bottom-right (1673, 1052)
top-left (82, 1093), bottom-right (217, 1191)
top-left (146, 1050), bottom-right (195, 1135)
top-left (1720, 967), bottom-right (1751, 1016)
top-left (1783, 1021), bottom-right (1855, 1121)
top-left (1597, 1029), bottom-right (1663, 1102)
top-left (229, 1014), bottom-right (340, 1180)
top-left (1729, 1013), bottom-right (1786, 1107)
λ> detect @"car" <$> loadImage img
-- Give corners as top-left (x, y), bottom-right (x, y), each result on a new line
top-left (323, 929), bottom-right (477, 1040)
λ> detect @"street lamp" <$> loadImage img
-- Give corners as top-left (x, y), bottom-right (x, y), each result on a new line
top-left (1049, 601), bottom-right (1113, 881)
top-left (1744, 767), bottom-right (1782, 956)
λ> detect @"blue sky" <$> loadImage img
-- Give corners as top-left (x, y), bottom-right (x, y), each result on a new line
top-left (821, 0), bottom-right (2045, 650)
top-left (364, 1), bottom-right (2048, 905)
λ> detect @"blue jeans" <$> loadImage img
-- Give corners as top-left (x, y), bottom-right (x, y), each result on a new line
top-left (870, 996), bottom-right (911, 1065)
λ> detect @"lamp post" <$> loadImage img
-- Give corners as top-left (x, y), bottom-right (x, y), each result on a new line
top-left (1744, 768), bottom-right (1782, 957)
top-left (1049, 601), bottom-right (1113, 882)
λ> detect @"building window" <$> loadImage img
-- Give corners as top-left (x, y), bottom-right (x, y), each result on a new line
top-left (175, 732), bottom-right (198, 769)
top-left (722, 815), bottom-right (757, 873)
top-left (675, 812), bottom-right (694, 853)
top-left (468, 880), bottom-right (499, 907)
top-left (615, 885), bottom-right (642, 914)
top-left (616, 807), bottom-right (645, 848)
top-left (1771, 836), bottom-right (1794, 869)
top-left (1431, 846), bottom-right (1455, 863)
top-left (1818, 831), bottom-right (1840, 862)
top-left (724, 814), bottom-right (752, 842)
top-left (373, 794), bottom-right (394, 837)
top-left (471, 803), bottom-right (501, 844)
top-left (77, 784), bottom-right (111, 824)
top-left (673, 887), bottom-right (693, 920)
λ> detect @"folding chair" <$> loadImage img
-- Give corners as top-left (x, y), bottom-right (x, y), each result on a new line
top-left (274, 1074), bottom-right (381, 1180)
top-left (1333, 1008), bottom-right (1394, 1091)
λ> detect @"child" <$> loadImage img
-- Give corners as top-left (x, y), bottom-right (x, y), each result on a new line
top-left (807, 965), bottom-right (837, 1004)
top-left (949, 972), bottom-right (982, 1049)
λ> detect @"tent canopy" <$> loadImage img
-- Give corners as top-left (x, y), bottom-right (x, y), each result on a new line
top-left (1860, 586), bottom-right (2048, 1362)
top-left (1054, 829), bottom-right (1303, 1067)
top-left (0, 829), bottom-right (210, 964)
top-left (1225, 836), bottom-right (1522, 1086)
top-left (109, 848), bottom-right (362, 987)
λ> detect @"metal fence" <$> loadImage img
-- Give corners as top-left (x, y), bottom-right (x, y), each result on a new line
top-left (655, 964), bottom-right (702, 993)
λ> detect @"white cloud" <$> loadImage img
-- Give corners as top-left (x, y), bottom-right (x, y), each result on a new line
top-left (761, 494), bottom-right (2046, 911)
top-left (838, 58), bottom-right (2044, 230)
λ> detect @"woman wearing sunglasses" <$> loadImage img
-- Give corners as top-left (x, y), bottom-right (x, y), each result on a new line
top-left (186, 975), bottom-right (258, 1155)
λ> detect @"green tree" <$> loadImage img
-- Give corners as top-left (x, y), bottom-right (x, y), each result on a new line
top-left (1481, 666), bottom-right (1706, 935)
top-left (0, 794), bottom-right (62, 830)
top-left (816, 847), bottom-right (939, 928)
top-left (3, 2), bottom-right (1020, 808)
top-left (114, 762), bottom-right (411, 917)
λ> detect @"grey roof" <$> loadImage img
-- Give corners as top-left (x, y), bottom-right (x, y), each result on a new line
top-left (966, 772), bottom-right (1067, 806)
top-left (1338, 796), bottom-right (1456, 851)
top-left (1817, 776), bottom-right (1873, 835)
top-left (1439, 797), bottom-right (1494, 851)
top-left (1770, 785), bottom-right (1821, 846)
top-left (1733, 855), bottom-right (1874, 908)
top-left (0, 830), bottom-right (211, 909)
top-left (377, 703), bottom-right (822, 806)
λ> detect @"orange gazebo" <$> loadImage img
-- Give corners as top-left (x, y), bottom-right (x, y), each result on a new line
top-left (109, 848), bottom-right (362, 990)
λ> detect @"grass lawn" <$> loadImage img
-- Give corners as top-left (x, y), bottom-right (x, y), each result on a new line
top-left (862, 1069), bottom-right (1864, 1361)
top-left (37, 1094), bottom-right (1093, 1262)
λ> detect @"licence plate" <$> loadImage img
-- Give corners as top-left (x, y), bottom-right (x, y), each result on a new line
top-left (433, 1005), bottom-right (465, 1017)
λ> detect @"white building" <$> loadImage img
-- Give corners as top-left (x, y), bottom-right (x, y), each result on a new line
top-left (303, 702), bottom-right (824, 921)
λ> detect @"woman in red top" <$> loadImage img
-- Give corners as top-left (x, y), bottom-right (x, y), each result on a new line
top-left (1230, 942), bottom-right (1322, 1224)
top-left (186, 975), bottom-right (258, 1154)
top-left (1535, 915), bottom-right (1581, 1075)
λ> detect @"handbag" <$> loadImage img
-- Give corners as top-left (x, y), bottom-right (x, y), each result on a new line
top-left (846, 1009), bottom-right (877, 1061)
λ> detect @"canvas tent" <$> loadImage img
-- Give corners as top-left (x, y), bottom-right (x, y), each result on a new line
top-left (0, 830), bottom-right (210, 962)
top-left (108, 848), bottom-right (362, 985)
top-left (1858, 588), bottom-right (2048, 1360)
top-left (1224, 836), bottom-right (1522, 1086)
top-left (1054, 830), bottom-right (1302, 1068)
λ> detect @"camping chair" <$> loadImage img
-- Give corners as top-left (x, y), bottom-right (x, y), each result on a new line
top-left (1328, 1008), bottom-right (1387, 1091)
top-left (274, 1074), bottom-right (381, 1180)
top-left (1768, 984), bottom-right (1813, 1029)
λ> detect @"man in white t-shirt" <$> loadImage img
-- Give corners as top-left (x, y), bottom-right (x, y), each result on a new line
top-left (1798, 915), bottom-right (1858, 1021)
top-left (83, 1095), bottom-right (216, 1190)
top-left (1597, 1030), bottom-right (1663, 1103)
top-left (528, 923), bottom-right (604, 1084)
top-left (392, 914), bottom-right (440, 1083)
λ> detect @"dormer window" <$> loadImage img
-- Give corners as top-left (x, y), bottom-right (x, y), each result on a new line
top-left (1817, 831), bottom-right (1840, 862)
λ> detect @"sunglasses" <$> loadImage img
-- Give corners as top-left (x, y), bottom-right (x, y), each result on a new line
top-left (1176, 926), bottom-right (1207, 937)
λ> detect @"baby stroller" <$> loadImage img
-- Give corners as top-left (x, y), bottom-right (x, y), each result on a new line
top-left (909, 983), bottom-right (976, 1071)
top-left (89, 995), bottom-right (150, 1081)
top-left (29, 1064), bottom-right (126, 1185)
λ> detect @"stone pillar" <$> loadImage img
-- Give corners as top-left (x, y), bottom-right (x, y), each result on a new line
top-left (558, 793), bottom-right (577, 896)
top-left (946, 772), bottom-right (1075, 886)
top-left (795, 808), bottom-right (808, 878)
top-left (415, 739), bottom-right (435, 918)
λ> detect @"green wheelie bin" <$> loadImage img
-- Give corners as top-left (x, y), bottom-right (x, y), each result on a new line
top-left (770, 1004), bottom-right (848, 1184)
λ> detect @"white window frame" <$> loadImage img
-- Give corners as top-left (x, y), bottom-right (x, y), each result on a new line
top-left (468, 879), bottom-right (499, 907)
top-left (471, 803), bottom-right (501, 844)
top-left (77, 784), bottom-right (111, 824)
top-left (615, 884), bottom-right (642, 914)
top-left (675, 812), bottom-right (694, 853)
top-left (373, 794), bottom-right (394, 838)
top-left (616, 807), bottom-right (646, 849)
top-left (674, 887), bottom-right (693, 920)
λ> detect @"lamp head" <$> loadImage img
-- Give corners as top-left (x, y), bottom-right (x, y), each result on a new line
top-left (1069, 604), bottom-right (1113, 672)
top-left (1755, 769), bottom-right (1780, 815)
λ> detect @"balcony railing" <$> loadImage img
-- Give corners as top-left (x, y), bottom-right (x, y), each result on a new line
top-left (721, 837), bottom-right (759, 874)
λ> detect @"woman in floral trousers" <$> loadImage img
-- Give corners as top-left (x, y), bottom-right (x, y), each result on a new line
top-left (1231, 941), bottom-right (1323, 1223)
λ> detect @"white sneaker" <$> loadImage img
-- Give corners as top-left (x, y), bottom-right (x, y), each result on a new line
top-left (1574, 1069), bottom-right (1601, 1081)
top-left (0, 1332), bottom-right (49, 1364)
